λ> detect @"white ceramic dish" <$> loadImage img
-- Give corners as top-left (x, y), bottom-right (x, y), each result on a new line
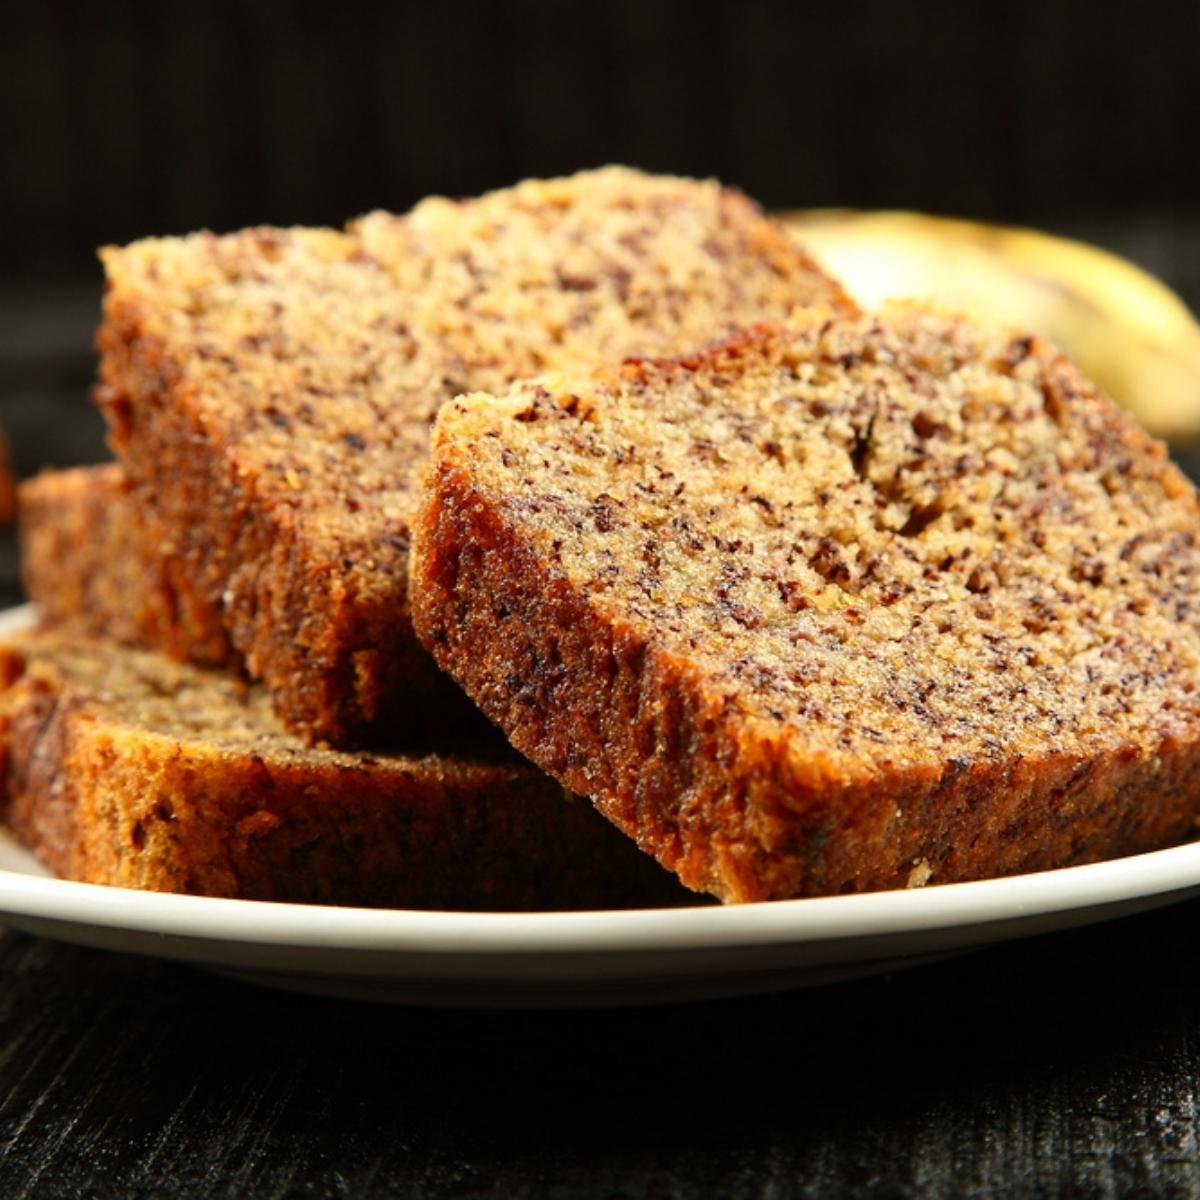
top-left (4, 828), bottom-right (1200, 1006)
top-left (3, 603), bottom-right (1200, 1007)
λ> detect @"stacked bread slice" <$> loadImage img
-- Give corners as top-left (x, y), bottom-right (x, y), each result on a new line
top-left (0, 627), bottom-right (692, 909)
top-left (3, 167), bottom-right (849, 907)
top-left (410, 307), bottom-right (1200, 900)
top-left (96, 167), bottom-right (850, 746)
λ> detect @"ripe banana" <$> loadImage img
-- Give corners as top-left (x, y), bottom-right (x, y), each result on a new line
top-left (781, 210), bottom-right (1200, 442)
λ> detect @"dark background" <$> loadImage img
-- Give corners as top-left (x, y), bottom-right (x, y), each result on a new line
top-left (4, 0), bottom-right (1200, 480)
top-left (5, 0), bottom-right (1200, 282)
top-left (5, 5), bottom-right (1200, 1197)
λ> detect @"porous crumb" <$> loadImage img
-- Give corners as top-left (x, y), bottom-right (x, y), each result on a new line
top-left (412, 306), bottom-right (1200, 902)
top-left (21, 465), bottom-right (233, 666)
top-left (97, 166), bottom-right (850, 746)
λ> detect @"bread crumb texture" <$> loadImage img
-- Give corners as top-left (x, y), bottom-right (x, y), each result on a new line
top-left (412, 306), bottom-right (1200, 901)
top-left (0, 633), bottom-right (692, 909)
top-left (98, 166), bottom-right (849, 745)
top-left (21, 465), bottom-right (233, 666)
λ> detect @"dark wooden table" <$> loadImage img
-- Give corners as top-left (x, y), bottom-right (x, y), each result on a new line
top-left (3, 223), bottom-right (1200, 1198)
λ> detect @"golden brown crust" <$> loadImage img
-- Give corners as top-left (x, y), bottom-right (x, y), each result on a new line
top-left (411, 308), bottom-right (1200, 902)
top-left (97, 167), bottom-right (852, 746)
top-left (20, 464), bottom-right (234, 666)
top-left (0, 634), bottom-right (690, 910)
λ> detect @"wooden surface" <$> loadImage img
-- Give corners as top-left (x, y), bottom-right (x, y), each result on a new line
top-left (3, 906), bottom-right (1200, 1198)
top-left (3, 226), bottom-right (1200, 1197)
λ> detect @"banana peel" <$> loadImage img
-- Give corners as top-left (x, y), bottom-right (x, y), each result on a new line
top-left (780, 209), bottom-right (1200, 442)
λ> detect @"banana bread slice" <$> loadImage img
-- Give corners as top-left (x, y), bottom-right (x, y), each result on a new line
top-left (0, 632), bottom-right (690, 909)
top-left (21, 464), bottom-right (233, 666)
top-left (97, 166), bottom-right (851, 746)
top-left (410, 305), bottom-right (1200, 902)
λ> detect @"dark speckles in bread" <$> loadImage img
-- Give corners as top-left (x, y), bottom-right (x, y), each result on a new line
top-left (410, 305), bottom-right (1200, 902)
top-left (21, 465), bottom-right (234, 667)
top-left (97, 166), bottom-right (851, 746)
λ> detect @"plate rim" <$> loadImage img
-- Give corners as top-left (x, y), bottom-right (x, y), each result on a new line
top-left (3, 837), bottom-right (1200, 957)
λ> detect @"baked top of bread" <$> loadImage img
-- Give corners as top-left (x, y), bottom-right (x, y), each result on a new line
top-left (99, 166), bottom-right (850, 744)
top-left (411, 306), bottom-right (1200, 900)
top-left (0, 632), bottom-right (690, 909)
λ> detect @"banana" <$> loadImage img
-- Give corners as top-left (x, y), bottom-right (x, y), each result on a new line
top-left (780, 209), bottom-right (1200, 441)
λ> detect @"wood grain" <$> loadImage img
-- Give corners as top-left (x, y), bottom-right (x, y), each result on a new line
top-left (2, 902), bottom-right (1200, 1198)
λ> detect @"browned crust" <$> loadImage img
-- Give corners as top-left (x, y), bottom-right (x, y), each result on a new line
top-left (409, 323), bottom-right (1200, 903)
top-left (97, 325), bottom-right (476, 746)
top-left (0, 642), bottom-right (691, 910)
top-left (20, 464), bottom-right (234, 666)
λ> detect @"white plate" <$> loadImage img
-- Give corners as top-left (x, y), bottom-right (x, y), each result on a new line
top-left (3, 603), bottom-right (1200, 1007)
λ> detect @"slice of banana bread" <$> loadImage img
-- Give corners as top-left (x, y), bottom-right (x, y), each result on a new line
top-left (410, 305), bottom-right (1200, 902)
top-left (0, 632), bottom-right (690, 909)
top-left (97, 166), bottom-right (852, 746)
top-left (21, 464), bottom-right (233, 666)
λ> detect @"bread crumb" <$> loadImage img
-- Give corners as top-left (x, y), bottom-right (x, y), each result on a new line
top-left (906, 860), bottom-right (933, 888)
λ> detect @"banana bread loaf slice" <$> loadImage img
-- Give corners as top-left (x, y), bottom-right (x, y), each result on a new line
top-left (411, 305), bottom-right (1200, 902)
top-left (97, 166), bottom-right (851, 746)
top-left (21, 464), bottom-right (233, 666)
top-left (0, 632), bottom-right (690, 909)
